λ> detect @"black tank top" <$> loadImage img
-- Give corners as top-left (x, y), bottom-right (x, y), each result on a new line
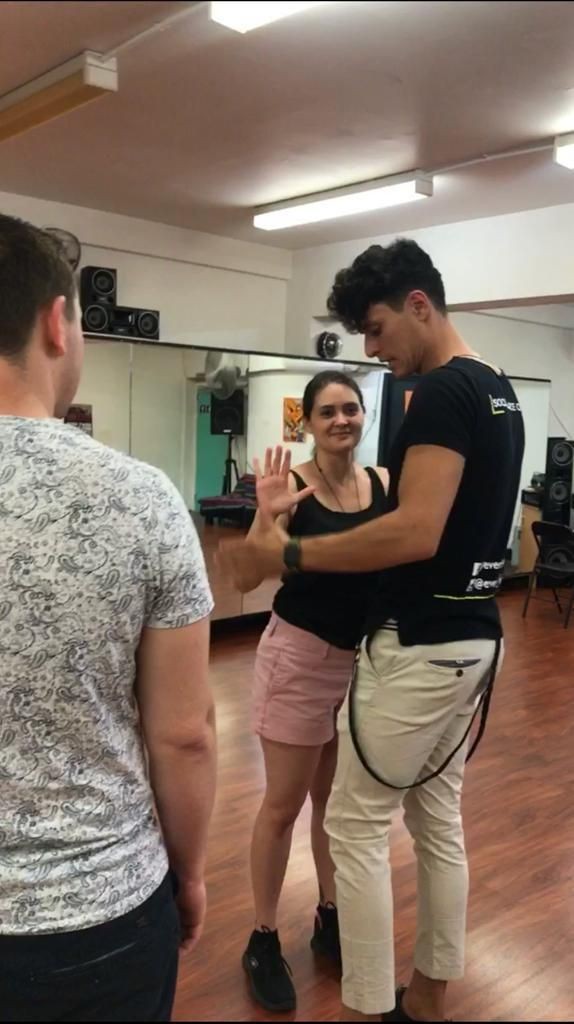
top-left (273, 467), bottom-right (388, 650)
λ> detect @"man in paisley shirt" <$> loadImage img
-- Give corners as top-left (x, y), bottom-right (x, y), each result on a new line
top-left (0, 214), bottom-right (216, 1022)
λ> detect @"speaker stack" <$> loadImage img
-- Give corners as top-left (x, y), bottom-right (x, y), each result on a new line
top-left (80, 266), bottom-right (160, 340)
top-left (543, 437), bottom-right (573, 525)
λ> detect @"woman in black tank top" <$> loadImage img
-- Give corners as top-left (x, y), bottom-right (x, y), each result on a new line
top-left (238, 371), bottom-right (388, 1012)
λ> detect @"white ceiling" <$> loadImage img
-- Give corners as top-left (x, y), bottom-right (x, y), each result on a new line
top-left (2, 1), bottom-right (574, 248)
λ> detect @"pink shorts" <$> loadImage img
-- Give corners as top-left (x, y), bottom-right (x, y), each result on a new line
top-left (252, 613), bottom-right (357, 747)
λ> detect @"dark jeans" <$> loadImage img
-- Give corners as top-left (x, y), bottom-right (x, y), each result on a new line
top-left (0, 873), bottom-right (180, 1022)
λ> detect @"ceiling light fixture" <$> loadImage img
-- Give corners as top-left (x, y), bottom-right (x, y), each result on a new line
top-left (253, 172), bottom-right (434, 231)
top-left (0, 51), bottom-right (118, 144)
top-left (553, 133), bottom-right (574, 170)
top-left (210, 1), bottom-right (335, 34)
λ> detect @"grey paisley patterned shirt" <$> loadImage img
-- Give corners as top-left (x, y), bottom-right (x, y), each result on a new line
top-left (0, 417), bottom-right (213, 935)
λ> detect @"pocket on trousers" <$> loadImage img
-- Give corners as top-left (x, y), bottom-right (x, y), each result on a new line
top-left (426, 657), bottom-right (483, 672)
top-left (32, 939), bottom-right (143, 982)
top-left (424, 653), bottom-right (493, 714)
top-left (31, 892), bottom-right (180, 985)
top-left (363, 634), bottom-right (398, 679)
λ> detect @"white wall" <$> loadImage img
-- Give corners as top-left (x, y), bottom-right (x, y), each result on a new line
top-left (1, 187), bottom-right (294, 493)
top-left (247, 370), bottom-right (316, 468)
top-left (15, 183), bottom-right (574, 503)
top-left (507, 378), bottom-right (551, 549)
top-left (245, 357), bottom-right (383, 469)
top-left (1, 189), bottom-right (291, 355)
top-left (484, 305), bottom-right (574, 331)
top-left (74, 340), bottom-right (131, 452)
top-left (78, 342), bottom-right (338, 505)
top-left (286, 214), bottom-right (574, 450)
top-left (76, 340), bottom-right (189, 490)
top-left (84, 244), bottom-right (288, 353)
top-left (451, 312), bottom-right (574, 438)
top-left (285, 203), bottom-right (574, 358)
top-left (131, 345), bottom-right (187, 491)
top-left (355, 369), bottom-right (386, 467)
top-left (184, 380), bottom-right (199, 509)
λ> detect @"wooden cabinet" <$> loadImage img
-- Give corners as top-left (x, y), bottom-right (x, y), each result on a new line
top-left (194, 517), bottom-right (280, 621)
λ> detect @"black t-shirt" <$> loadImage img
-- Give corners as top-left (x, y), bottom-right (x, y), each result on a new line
top-left (368, 357), bottom-right (525, 645)
top-left (274, 467), bottom-right (388, 649)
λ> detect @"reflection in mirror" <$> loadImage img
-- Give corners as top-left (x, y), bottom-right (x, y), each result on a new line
top-left (76, 339), bottom-right (386, 619)
top-left (73, 339), bottom-right (131, 453)
top-left (448, 301), bottom-right (574, 574)
top-left (182, 349), bottom-right (386, 619)
top-left (187, 353), bottom-right (384, 518)
top-left (76, 319), bottom-right (563, 617)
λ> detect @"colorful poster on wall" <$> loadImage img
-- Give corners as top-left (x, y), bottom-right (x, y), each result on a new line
top-left (283, 397), bottom-right (305, 443)
top-left (64, 404), bottom-right (93, 436)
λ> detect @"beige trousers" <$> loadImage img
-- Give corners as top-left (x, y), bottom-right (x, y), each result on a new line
top-left (325, 627), bottom-right (499, 1015)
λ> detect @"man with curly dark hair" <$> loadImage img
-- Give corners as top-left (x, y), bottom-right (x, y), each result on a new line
top-left (222, 238), bottom-right (524, 1022)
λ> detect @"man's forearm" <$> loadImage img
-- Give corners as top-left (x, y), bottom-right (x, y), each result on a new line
top-left (299, 508), bottom-right (434, 573)
top-left (238, 515), bottom-right (272, 592)
top-left (238, 511), bottom-right (287, 593)
top-left (148, 710), bottom-right (217, 883)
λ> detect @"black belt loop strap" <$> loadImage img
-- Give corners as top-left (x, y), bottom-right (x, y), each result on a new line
top-left (348, 637), bottom-right (502, 791)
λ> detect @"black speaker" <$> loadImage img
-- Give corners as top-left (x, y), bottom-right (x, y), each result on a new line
top-left (82, 303), bottom-right (111, 334)
top-left (210, 390), bottom-right (245, 436)
top-left (82, 304), bottom-right (160, 340)
top-left (80, 266), bottom-right (117, 307)
top-left (134, 309), bottom-right (160, 340)
top-left (542, 437), bottom-right (573, 525)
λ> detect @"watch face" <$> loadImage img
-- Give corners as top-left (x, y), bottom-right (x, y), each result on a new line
top-left (284, 539), bottom-right (300, 571)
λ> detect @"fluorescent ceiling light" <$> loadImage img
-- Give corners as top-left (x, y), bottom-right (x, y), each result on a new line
top-left (0, 51), bottom-right (118, 144)
top-left (554, 133), bottom-right (574, 170)
top-left (210, 1), bottom-right (334, 33)
top-left (254, 173), bottom-right (434, 231)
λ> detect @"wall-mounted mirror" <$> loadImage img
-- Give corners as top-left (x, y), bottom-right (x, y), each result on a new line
top-left (74, 339), bottom-right (384, 619)
top-left (447, 301), bottom-right (574, 578)
top-left (74, 332), bottom-right (556, 619)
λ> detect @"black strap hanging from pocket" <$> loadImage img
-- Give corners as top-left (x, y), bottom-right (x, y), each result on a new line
top-left (348, 637), bottom-right (502, 791)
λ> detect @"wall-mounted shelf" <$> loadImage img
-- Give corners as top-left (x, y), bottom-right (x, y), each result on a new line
top-left (84, 333), bottom-right (376, 367)
top-left (85, 332), bottom-right (169, 346)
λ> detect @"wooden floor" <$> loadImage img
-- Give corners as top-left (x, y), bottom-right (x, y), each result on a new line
top-left (173, 592), bottom-right (574, 1023)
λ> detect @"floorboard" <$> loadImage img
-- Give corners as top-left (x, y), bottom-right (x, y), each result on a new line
top-left (173, 592), bottom-right (574, 1022)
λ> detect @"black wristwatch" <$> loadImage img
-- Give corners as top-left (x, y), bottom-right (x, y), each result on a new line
top-left (283, 537), bottom-right (302, 573)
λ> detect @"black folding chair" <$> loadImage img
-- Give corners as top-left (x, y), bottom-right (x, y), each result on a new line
top-left (522, 520), bottom-right (574, 628)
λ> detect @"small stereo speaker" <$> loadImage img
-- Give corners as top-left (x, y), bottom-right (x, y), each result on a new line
top-left (82, 305), bottom-right (160, 340)
top-left (135, 308), bottom-right (160, 340)
top-left (80, 266), bottom-right (117, 307)
top-left (82, 303), bottom-right (111, 334)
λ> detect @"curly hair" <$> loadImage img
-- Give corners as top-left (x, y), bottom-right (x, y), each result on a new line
top-left (326, 238), bottom-right (447, 334)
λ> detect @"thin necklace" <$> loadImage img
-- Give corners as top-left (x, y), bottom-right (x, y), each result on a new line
top-left (314, 455), bottom-right (361, 513)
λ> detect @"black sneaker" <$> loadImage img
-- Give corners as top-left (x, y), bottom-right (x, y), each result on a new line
top-left (310, 902), bottom-right (342, 972)
top-left (383, 987), bottom-right (453, 1022)
top-left (242, 927), bottom-right (296, 1013)
top-left (382, 988), bottom-right (412, 1022)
